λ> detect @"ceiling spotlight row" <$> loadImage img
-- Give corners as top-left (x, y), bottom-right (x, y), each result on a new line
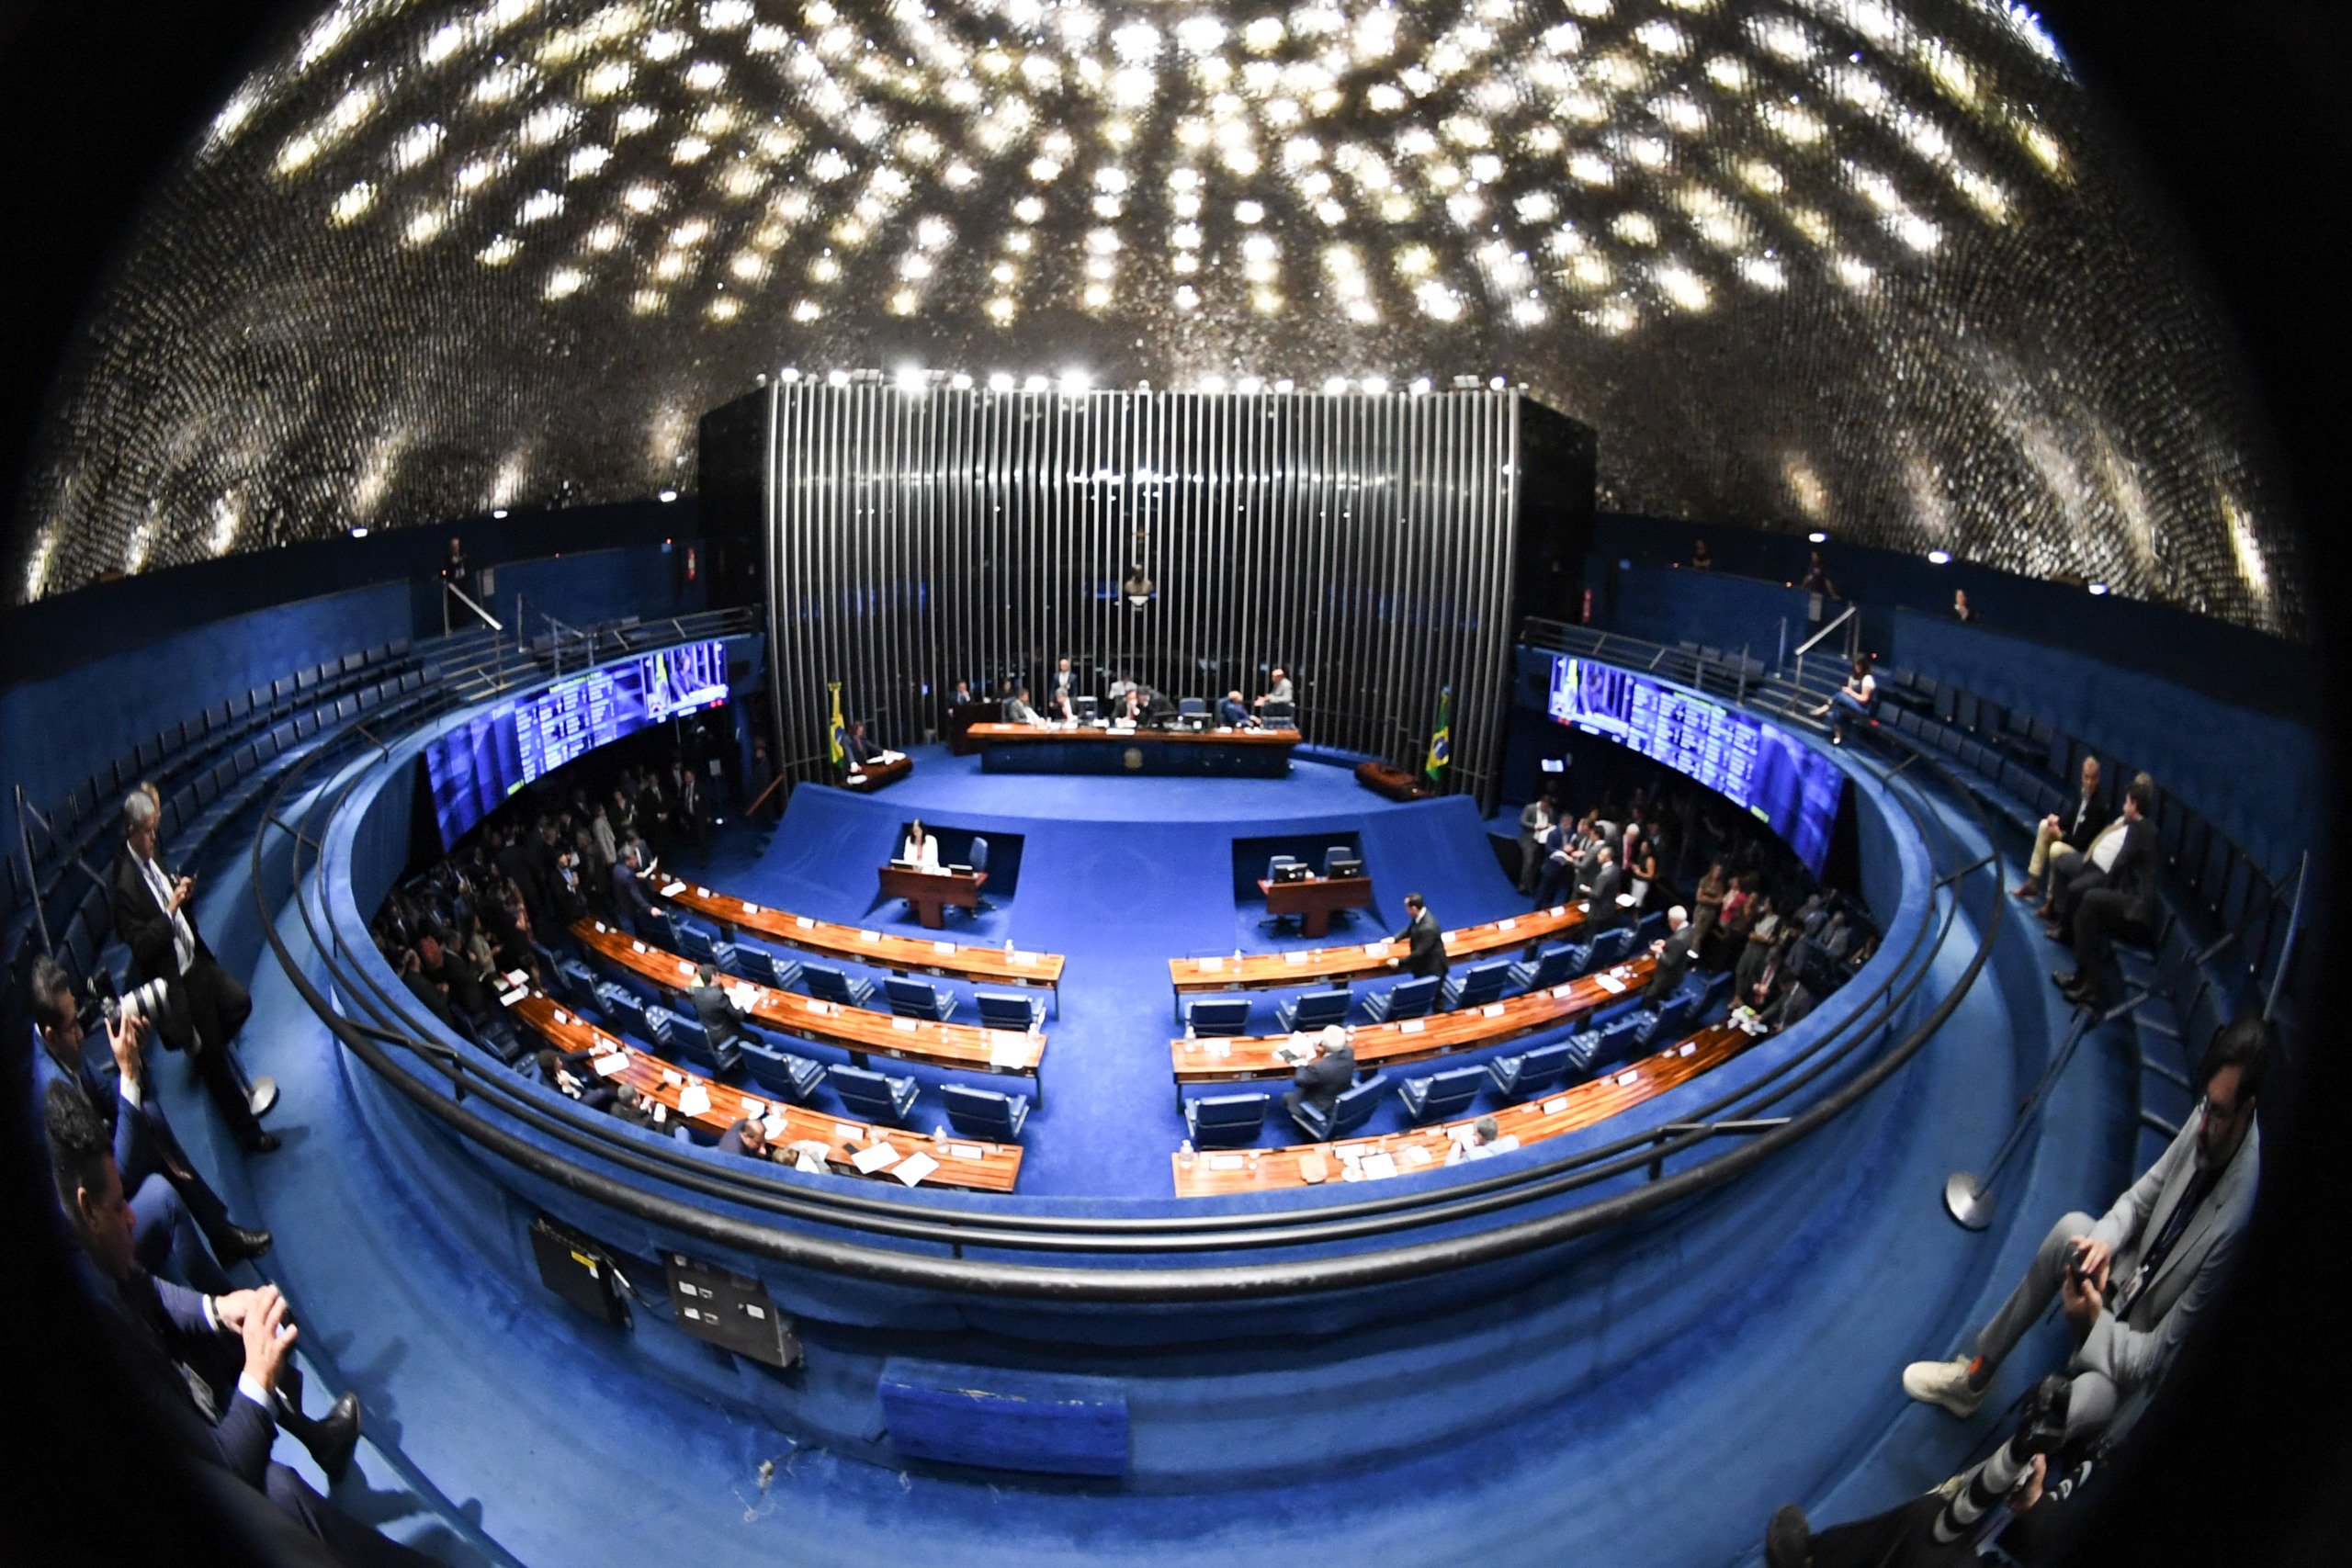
top-left (765, 366), bottom-right (1521, 397)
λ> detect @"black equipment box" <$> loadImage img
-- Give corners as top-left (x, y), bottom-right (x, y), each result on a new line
top-left (529, 1217), bottom-right (629, 1328)
top-left (663, 1250), bottom-right (801, 1369)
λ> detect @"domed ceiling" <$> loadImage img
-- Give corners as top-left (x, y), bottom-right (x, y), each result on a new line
top-left (11, 0), bottom-right (2304, 635)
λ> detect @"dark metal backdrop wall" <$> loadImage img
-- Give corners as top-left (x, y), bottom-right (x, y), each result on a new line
top-left (744, 379), bottom-right (1532, 805)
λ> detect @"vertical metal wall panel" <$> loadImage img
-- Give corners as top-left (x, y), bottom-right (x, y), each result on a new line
top-left (760, 383), bottom-right (1522, 810)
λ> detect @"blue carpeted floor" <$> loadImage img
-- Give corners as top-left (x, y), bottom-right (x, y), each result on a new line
top-left (702, 748), bottom-right (1530, 1198)
top-left (140, 740), bottom-right (2137, 1568)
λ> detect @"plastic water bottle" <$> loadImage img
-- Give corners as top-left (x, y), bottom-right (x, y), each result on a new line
top-left (933, 1122), bottom-right (947, 1145)
top-left (1177, 1139), bottom-right (1196, 1168)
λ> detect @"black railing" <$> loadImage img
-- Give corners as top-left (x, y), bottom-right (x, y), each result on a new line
top-left (255, 622), bottom-right (2002, 1299)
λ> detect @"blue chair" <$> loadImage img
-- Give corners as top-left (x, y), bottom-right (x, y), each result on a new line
top-left (739, 1042), bottom-right (826, 1103)
top-left (1583, 927), bottom-right (1638, 972)
top-left (1288, 1073), bottom-right (1392, 1140)
top-left (1687, 970), bottom-right (1735, 1024)
top-left (975, 991), bottom-right (1046, 1032)
top-left (1274, 988), bottom-right (1351, 1032)
top-left (730, 944), bottom-right (805, 994)
top-left (829, 1064), bottom-right (920, 1123)
top-left (661, 1008), bottom-right (735, 1075)
top-left (641, 906), bottom-right (680, 950)
top-left (943, 1082), bottom-right (1031, 1141)
top-left (885, 976), bottom-right (957, 1022)
top-left (639, 1003), bottom-right (686, 1054)
top-left (1397, 1065), bottom-right (1488, 1123)
top-left (1579, 1012), bottom-right (1648, 1074)
top-left (1265, 854), bottom-right (1304, 883)
top-left (1178, 696), bottom-right (1208, 717)
top-left (804, 964), bottom-right (876, 1010)
top-left (1361, 973), bottom-right (1441, 1023)
top-left (674, 921), bottom-right (719, 965)
top-left (1183, 1091), bottom-right (1271, 1147)
top-left (1442, 960), bottom-right (1513, 1011)
top-left (596, 985), bottom-right (652, 1044)
top-left (1632, 909), bottom-right (1667, 949)
top-left (1509, 943), bottom-right (1583, 993)
top-left (1634, 995), bottom-right (1695, 1053)
top-left (706, 937), bottom-right (741, 975)
top-left (1182, 997), bottom-right (1253, 1037)
top-left (1321, 844), bottom-right (1352, 877)
top-left (1487, 1039), bottom-right (1577, 1100)
top-left (553, 958), bottom-right (602, 1014)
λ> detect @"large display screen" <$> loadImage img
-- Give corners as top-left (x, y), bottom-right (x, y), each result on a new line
top-left (424, 640), bottom-right (729, 850)
top-left (1547, 656), bottom-right (1845, 874)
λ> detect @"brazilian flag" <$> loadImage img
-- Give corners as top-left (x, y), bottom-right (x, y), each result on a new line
top-left (827, 682), bottom-right (847, 769)
top-left (1425, 686), bottom-right (1452, 785)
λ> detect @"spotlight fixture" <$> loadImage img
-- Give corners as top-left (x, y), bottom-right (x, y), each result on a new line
top-left (1363, 375), bottom-right (1390, 395)
top-left (2088, 581), bottom-right (2110, 595)
top-left (348, 525), bottom-right (369, 537)
top-left (1926, 548), bottom-right (1951, 565)
top-left (1323, 376), bottom-right (1349, 395)
top-left (1408, 378), bottom-right (1433, 396)
top-left (1807, 531), bottom-right (1828, 544)
top-left (658, 489), bottom-right (679, 502)
top-left (492, 507), bottom-right (508, 518)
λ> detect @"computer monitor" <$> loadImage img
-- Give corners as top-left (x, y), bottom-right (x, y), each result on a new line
top-left (1274, 861), bottom-right (1311, 884)
top-left (1327, 857), bottom-right (1363, 879)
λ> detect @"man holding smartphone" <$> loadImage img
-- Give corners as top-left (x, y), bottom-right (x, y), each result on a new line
top-left (1901, 1014), bottom-right (2267, 1448)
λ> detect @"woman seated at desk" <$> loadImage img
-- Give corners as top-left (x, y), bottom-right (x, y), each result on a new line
top-left (900, 818), bottom-right (944, 874)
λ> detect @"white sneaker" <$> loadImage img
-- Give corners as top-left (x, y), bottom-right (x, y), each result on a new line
top-left (1902, 1356), bottom-right (1984, 1418)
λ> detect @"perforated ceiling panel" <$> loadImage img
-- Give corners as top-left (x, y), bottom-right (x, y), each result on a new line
top-left (9, 0), bottom-right (2304, 636)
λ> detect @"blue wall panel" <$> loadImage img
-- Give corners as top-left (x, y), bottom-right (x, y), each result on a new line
top-left (1597, 565), bottom-right (1814, 667)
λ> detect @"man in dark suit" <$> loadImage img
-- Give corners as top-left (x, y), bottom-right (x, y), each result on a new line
top-left (28, 957), bottom-right (269, 1288)
top-left (1216, 690), bottom-right (1254, 728)
top-left (610, 842), bottom-right (656, 937)
top-left (1516, 793), bottom-right (1555, 895)
top-left (685, 963), bottom-right (751, 1073)
top-left (716, 1114), bottom-right (770, 1159)
top-left (534, 1046), bottom-right (617, 1111)
top-left (110, 791), bottom-right (272, 1152)
top-left (2054, 775), bottom-right (2161, 1005)
top-left (2017, 756), bottom-right (2108, 905)
top-left (1394, 892), bottom-right (1449, 979)
top-left (1645, 906), bottom-right (1697, 1004)
top-left (43, 1085), bottom-right (433, 1563)
top-left (1585, 847), bottom-right (1625, 931)
top-left (1283, 1025), bottom-right (1357, 1128)
top-left (1532, 819), bottom-right (1576, 908)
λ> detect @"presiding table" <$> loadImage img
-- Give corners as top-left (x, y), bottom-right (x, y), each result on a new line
top-left (877, 863), bottom-right (987, 929)
top-left (1170, 1018), bottom-right (1755, 1197)
top-left (1258, 874), bottom-right (1374, 939)
top-left (509, 991), bottom-right (1023, 1190)
top-left (968, 721), bottom-right (1302, 778)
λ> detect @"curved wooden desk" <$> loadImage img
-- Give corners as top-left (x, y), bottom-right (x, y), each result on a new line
top-left (571, 919), bottom-right (1046, 1089)
top-left (656, 878), bottom-right (1065, 1005)
top-left (1170, 955), bottom-right (1657, 1100)
top-left (1170, 1018), bottom-right (1755, 1197)
top-left (968, 721), bottom-right (1302, 776)
top-left (1168, 901), bottom-right (1591, 1001)
top-left (510, 992), bottom-right (1022, 1191)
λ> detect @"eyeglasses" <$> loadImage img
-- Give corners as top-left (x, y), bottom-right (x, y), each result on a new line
top-left (2197, 1092), bottom-right (2245, 1122)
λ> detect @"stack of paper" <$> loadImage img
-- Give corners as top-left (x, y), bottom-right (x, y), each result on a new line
top-left (988, 1038), bottom-right (1032, 1069)
top-left (1594, 972), bottom-right (1627, 994)
top-left (1359, 1151), bottom-right (1399, 1179)
top-left (796, 916), bottom-right (815, 930)
top-left (676, 1083), bottom-right (712, 1117)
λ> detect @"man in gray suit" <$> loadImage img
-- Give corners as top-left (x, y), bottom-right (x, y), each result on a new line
top-left (1516, 794), bottom-right (1555, 895)
top-left (1902, 1014), bottom-right (2267, 1446)
top-left (1283, 1025), bottom-right (1357, 1128)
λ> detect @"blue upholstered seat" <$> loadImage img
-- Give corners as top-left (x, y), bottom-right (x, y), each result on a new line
top-left (1183, 1091), bottom-right (1271, 1148)
top-left (975, 991), bottom-right (1046, 1032)
top-left (1361, 974), bottom-right (1441, 1023)
top-left (739, 1042), bottom-right (826, 1103)
top-left (1397, 1065), bottom-right (1488, 1123)
top-left (803, 964), bottom-right (876, 1010)
top-left (943, 1082), bottom-right (1031, 1141)
top-left (884, 976), bottom-right (958, 1022)
top-left (1508, 944), bottom-right (1582, 993)
top-left (1182, 997), bottom-right (1253, 1037)
top-left (1442, 960), bottom-right (1513, 1011)
top-left (829, 1063), bottom-right (920, 1123)
top-left (1273, 988), bottom-right (1351, 1033)
top-left (1487, 1039), bottom-right (1577, 1100)
top-left (1287, 1073), bottom-right (1392, 1141)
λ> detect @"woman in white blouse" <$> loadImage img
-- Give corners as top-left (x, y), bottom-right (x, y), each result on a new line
top-left (900, 818), bottom-right (943, 873)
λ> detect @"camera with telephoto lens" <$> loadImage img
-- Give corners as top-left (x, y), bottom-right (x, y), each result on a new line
top-left (94, 970), bottom-right (175, 1032)
top-left (2010, 1373), bottom-right (2075, 1462)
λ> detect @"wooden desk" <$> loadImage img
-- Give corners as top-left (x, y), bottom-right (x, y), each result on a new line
top-left (1355, 760), bottom-right (1434, 802)
top-left (1169, 902), bottom-right (1590, 998)
top-left (1170, 1019), bottom-right (1754, 1197)
top-left (571, 919), bottom-right (1046, 1088)
top-left (1258, 874), bottom-right (1374, 939)
top-left (877, 863), bottom-right (986, 929)
top-left (841, 753), bottom-right (912, 793)
top-left (968, 722), bottom-right (1302, 777)
top-left (1170, 956), bottom-right (1657, 1100)
top-left (945, 700), bottom-right (1005, 755)
top-left (657, 879), bottom-right (1064, 1002)
top-left (508, 992), bottom-right (1021, 1191)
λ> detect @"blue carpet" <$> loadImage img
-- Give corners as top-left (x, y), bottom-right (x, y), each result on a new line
top-left (712, 749), bottom-right (1528, 1199)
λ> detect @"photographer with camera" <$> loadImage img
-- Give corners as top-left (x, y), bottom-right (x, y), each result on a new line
top-left (43, 1084), bottom-right (432, 1566)
top-left (111, 789), bottom-right (272, 1152)
top-left (28, 956), bottom-right (271, 1290)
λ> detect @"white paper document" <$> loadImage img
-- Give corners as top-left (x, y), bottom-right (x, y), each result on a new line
top-left (797, 916), bottom-right (815, 930)
top-left (988, 1039), bottom-right (1033, 1069)
top-left (892, 1017), bottom-right (920, 1032)
top-left (1544, 1096), bottom-right (1569, 1115)
top-left (592, 1053), bottom-right (629, 1077)
top-left (1483, 1003), bottom-right (1506, 1018)
top-left (949, 1145), bottom-right (985, 1160)
top-left (851, 1141), bottom-right (900, 1173)
top-left (860, 931), bottom-right (881, 943)
top-left (1207, 1153), bottom-right (1244, 1170)
top-left (1593, 972), bottom-right (1627, 994)
top-left (1498, 918), bottom-right (1518, 932)
top-left (1398, 1019), bottom-right (1426, 1034)
top-left (933, 941), bottom-right (956, 953)
top-left (676, 1084), bottom-right (712, 1117)
top-left (661, 882), bottom-right (687, 897)
top-left (1197, 955), bottom-right (1225, 972)
top-left (891, 1152), bottom-right (939, 1186)
top-left (1358, 1151), bottom-right (1400, 1179)
top-left (1284, 951), bottom-right (1310, 966)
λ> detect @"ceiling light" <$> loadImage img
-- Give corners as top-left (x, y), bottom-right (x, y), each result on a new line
top-left (1926, 549), bottom-right (1951, 564)
top-left (1808, 531), bottom-right (1828, 543)
top-left (659, 490), bottom-right (679, 502)
top-left (2088, 581), bottom-right (2109, 596)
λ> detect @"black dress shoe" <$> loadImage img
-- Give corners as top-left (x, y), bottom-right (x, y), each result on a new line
top-left (243, 1131), bottom-right (281, 1155)
top-left (285, 1392), bottom-right (362, 1484)
top-left (1765, 1503), bottom-right (1814, 1568)
top-left (217, 1224), bottom-right (273, 1264)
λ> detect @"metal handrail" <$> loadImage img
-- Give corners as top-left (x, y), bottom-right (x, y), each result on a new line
top-left (442, 580), bottom-right (504, 633)
top-left (1793, 603), bottom-right (1857, 657)
top-left (254, 622), bottom-right (2003, 1297)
